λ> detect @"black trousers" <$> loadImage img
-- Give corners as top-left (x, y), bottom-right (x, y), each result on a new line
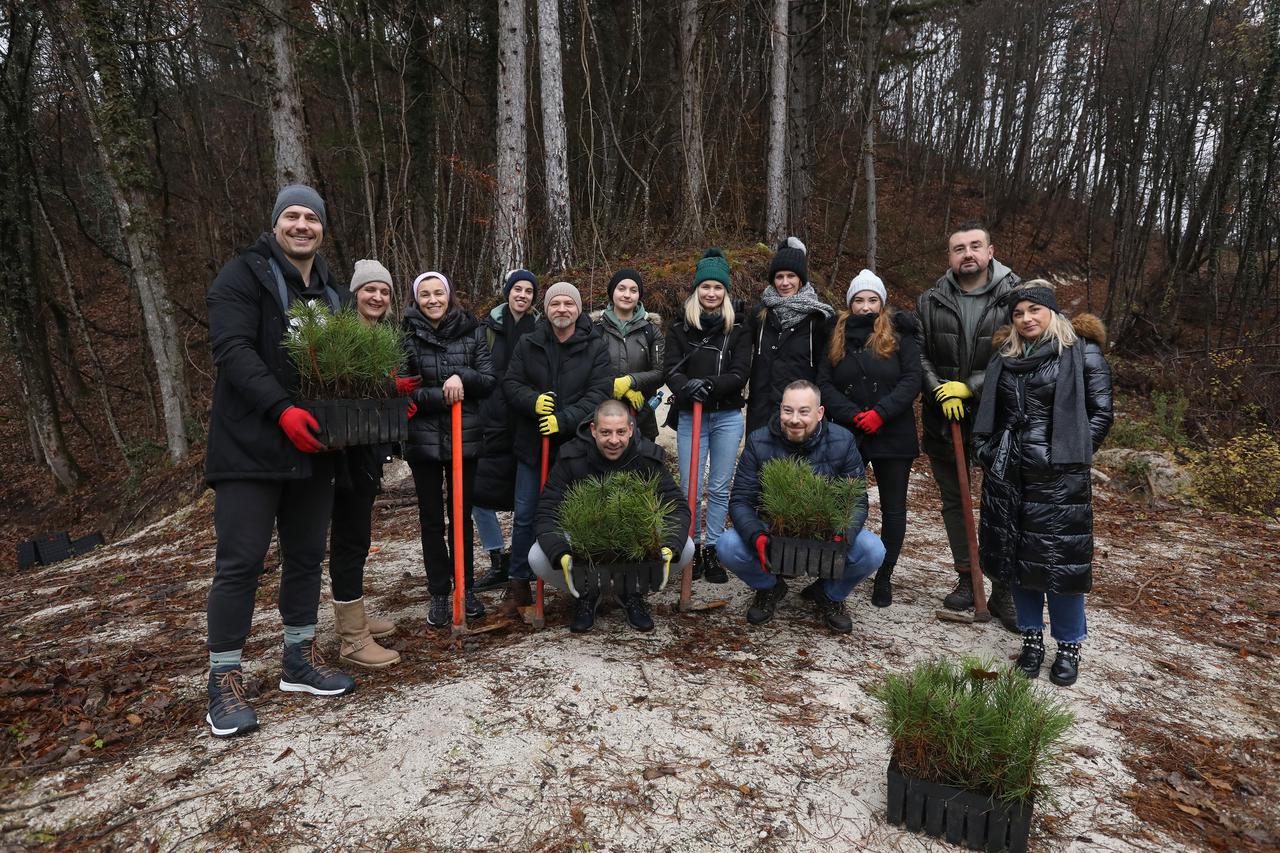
top-left (329, 472), bottom-right (379, 601)
top-left (410, 458), bottom-right (478, 596)
top-left (867, 457), bottom-right (912, 578)
top-left (207, 458), bottom-right (335, 653)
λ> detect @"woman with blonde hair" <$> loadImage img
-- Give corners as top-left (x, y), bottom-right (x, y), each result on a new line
top-left (974, 281), bottom-right (1113, 687)
top-left (817, 269), bottom-right (921, 607)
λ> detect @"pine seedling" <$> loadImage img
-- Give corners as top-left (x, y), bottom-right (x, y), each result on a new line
top-left (758, 457), bottom-right (866, 539)
top-left (558, 471), bottom-right (676, 564)
top-left (283, 302), bottom-right (405, 399)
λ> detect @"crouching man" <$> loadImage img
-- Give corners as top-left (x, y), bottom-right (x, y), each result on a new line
top-left (530, 400), bottom-right (694, 633)
top-left (717, 381), bottom-right (885, 633)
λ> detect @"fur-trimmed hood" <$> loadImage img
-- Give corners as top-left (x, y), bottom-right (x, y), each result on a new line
top-left (992, 312), bottom-right (1106, 350)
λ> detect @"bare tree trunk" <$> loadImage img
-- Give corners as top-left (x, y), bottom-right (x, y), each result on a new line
top-left (786, 0), bottom-right (816, 236)
top-left (537, 0), bottom-right (573, 271)
top-left (862, 1), bottom-right (881, 271)
top-left (53, 0), bottom-right (191, 462)
top-left (676, 0), bottom-right (706, 241)
top-left (764, 0), bottom-right (789, 243)
top-left (262, 0), bottom-right (312, 186)
top-left (494, 0), bottom-right (529, 287)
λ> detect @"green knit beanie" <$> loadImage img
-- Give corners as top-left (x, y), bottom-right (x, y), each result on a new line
top-left (693, 248), bottom-right (731, 290)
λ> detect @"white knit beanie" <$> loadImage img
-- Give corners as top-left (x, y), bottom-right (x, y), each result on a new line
top-left (349, 259), bottom-right (393, 293)
top-left (412, 271), bottom-right (451, 301)
top-left (846, 269), bottom-right (887, 307)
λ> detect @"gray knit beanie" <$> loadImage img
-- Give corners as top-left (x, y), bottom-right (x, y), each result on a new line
top-left (271, 184), bottom-right (327, 229)
top-left (350, 259), bottom-right (393, 293)
top-left (543, 281), bottom-right (583, 313)
top-left (846, 269), bottom-right (887, 307)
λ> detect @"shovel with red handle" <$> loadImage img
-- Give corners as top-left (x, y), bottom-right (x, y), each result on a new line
top-left (450, 402), bottom-right (468, 636)
top-left (529, 435), bottom-right (549, 629)
top-left (936, 419), bottom-right (992, 624)
top-left (679, 400), bottom-right (703, 613)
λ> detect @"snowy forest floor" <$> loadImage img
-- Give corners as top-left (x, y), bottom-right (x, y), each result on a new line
top-left (2, 446), bottom-right (1278, 852)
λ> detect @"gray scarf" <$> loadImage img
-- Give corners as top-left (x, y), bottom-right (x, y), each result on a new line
top-left (760, 283), bottom-right (835, 330)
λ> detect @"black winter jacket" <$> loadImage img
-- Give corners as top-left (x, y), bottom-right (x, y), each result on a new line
top-left (818, 311), bottom-right (922, 460)
top-left (976, 315), bottom-right (1113, 595)
top-left (402, 304), bottom-right (496, 464)
top-left (594, 307), bottom-right (665, 439)
top-left (663, 314), bottom-right (751, 428)
top-left (473, 304), bottom-right (538, 509)
top-left (205, 233), bottom-right (346, 484)
top-left (535, 424), bottom-right (691, 564)
top-left (502, 315), bottom-right (613, 465)
top-left (729, 418), bottom-right (869, 548)
top-left (915, 261), bottom-right (1021, 456)
top-left (746, 307), bottom-right (835, 433)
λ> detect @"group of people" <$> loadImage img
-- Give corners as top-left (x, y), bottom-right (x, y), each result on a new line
top-left (202, 184), bottom-right (1113, 738)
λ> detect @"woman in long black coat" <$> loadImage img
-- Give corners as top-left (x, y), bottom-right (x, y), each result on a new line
top-left (973, 282), bottom-right (1112, 687)
top-left (403, 271), bottom-right (496, 628)
top-left (817, 269), bottom-right (921, 608)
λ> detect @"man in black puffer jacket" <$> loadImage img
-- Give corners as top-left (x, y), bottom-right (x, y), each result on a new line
top-left (717, 381), bottom-right (885, 634)
top-left (530, 400), bottom-right (694, 633)
top-left (204, 185), bottom-right (355, 739)
top-left (502, 282), bottom-right (612, 603)
top-left (916, 221), bottom-right (1021, 626)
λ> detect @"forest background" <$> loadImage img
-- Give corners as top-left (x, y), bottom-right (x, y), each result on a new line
top-left (1, 0), bottom-right (1278, 552)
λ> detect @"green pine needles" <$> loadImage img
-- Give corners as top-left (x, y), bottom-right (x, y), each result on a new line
top-left (558, 471), bottom-right (676, 564)
top-left (282, 301), bottom-right (404, 399)
top-left (758, 457), bottom-right (866, 539)
top-left (870, 657), bottom-right (1075, 804)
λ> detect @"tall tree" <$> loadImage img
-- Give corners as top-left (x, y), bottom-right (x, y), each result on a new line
top-left (676, 0), bottom-right (707, 241)
top-left (536, 0), bottom-right (573, 271)
top-left (494, 0), bottom-right (529, 286)
top-left (763, 0), bottom-right (790, 242)
top-left (261, 0), bottom-right (312, 186)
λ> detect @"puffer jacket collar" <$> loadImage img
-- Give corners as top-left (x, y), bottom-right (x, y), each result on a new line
top-left (767, 414), bottom-right (828, 456)
top-left (404, 303), bottom-right (478, 344)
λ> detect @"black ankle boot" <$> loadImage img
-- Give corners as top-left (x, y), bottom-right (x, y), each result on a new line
top-left (702, 544), bottom-right (728, 583)
top-left (690, 544), bottom-right (704, 580)
top-left (1015, 630), bottom-right (1044, 678)
top-left (871, 571), bottom-right (893, 607)
top-left (475, 549), bottom-right (509, 591)
top-left (1049, 642), bottom-right (1081, 686)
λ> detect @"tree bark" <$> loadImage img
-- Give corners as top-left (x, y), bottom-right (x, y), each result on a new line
top-left (261, 0), bottom-right (312, 186)
top-left (536, 0), bottom-right (573, 271)
top-left (676, 0), bottom-right (706, 241)
top-left (862, 0), bottom-right (882, 271)
top-left (764, 0), bottom-right (789, 243)
top-left (494, 0), bottom-right (529, 287)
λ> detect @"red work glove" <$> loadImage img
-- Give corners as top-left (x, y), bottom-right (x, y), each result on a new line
top-left (278, 406), bottom-right (325, 453)
top-left (853, 409), bottom-right (885, 434)
top-left (406, 399), bottom-right (418, 419)
top-left (754, 533), bottom-right (770, 572)
top-left (395, 375), bottom-right (421, 395)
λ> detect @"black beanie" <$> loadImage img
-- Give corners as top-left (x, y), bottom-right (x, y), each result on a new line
top-left (767, 236), bottom-right (808, 284)
top-left (1005, 285), bottom-right (1060, 321)
top-left (503, 268), bottom-right (538, 298)
top-left (607, 268), bottom-right (643, 303)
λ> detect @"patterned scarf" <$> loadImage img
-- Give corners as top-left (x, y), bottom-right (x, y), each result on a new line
top-left (760, 283), bottom-right (835, 330)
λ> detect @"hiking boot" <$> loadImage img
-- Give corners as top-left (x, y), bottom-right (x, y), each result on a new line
top-left (332, 599), bottom-right (400, 669)
top-left (569, 590), bottom-right (600, 633)
top-left (702, 544), bottom-right (728, 584)
top-left (426, 594), bottom-right (451, 628)
top-left (870, 571), bottom-right (893, 608)
top-left (279, 639), bottom-right (355, 696)
top-left (746, 577), bottom-right (788, 625)
top-left (1049, 642), bottom-right (1081, 687)
top-left (622, 594), bottom-right (654, 633)
top-left (1015, 630), bottom-right (1044, 679)
top-left (942, 573), bottom-right (976, 611)
top-left (475, 549), bottom-right (509, 591)
top-left (691, 544), bottom-right (704, 580)
top-left (206, 665), bottom-right (258, 738)
top-left (465, 589), bottom-right (485, 620)
top-left (986, 581), bottom-right (1020, 633)
top-left (802, 580), bottom-right (852, 633)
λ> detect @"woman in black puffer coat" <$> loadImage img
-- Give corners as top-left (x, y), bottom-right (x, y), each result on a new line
top-left (818, 270), bottom-right (921, 608)
top-left (974, 281), bottom-right (1112, 688)
top-left (402, 271), bottom-right (496, 628)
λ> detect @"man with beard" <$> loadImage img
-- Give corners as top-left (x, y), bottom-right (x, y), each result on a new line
top-left (501, 282), bottom-right (613, 607)
top-left (916, 222), bottom-right (1021, 629)
top-left (203, 185), bottom-right (356, 738)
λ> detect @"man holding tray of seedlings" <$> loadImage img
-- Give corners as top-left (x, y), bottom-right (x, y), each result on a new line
top-left (529, 400), bottom-right (694, 633)
top-left (717, 380), bottom-right (885, 633)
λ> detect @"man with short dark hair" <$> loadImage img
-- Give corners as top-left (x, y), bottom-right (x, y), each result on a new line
top-left (203, 185), bottom-right (356, 738)
top-left (916, 222), bottom-right (1021, 628)
top-left (717, 381), bottom-right (885, 633)
top-left (529, 399), bottom-right (694, 632)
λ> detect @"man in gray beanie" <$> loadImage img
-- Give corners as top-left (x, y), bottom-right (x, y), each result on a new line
top-left (500, 281), bottom-right (612, 611)
top-left (202, 185), bottom-right (355, 738)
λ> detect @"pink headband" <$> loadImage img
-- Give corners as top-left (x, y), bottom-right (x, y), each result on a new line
top-left (412, 271), bottom-right (450, 300)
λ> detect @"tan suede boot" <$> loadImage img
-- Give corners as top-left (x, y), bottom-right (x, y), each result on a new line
top-left (366, 611), bottom-right (395, 639)
top-left (332, 598), bottom-right (400, 668)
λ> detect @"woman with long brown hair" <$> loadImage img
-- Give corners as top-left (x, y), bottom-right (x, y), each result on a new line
top-left (817, 269), bottom-right (921, 607)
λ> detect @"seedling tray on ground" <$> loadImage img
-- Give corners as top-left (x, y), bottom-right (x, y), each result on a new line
top-left (886, 759), bottom-right (1033, 853)
top-left (766, 536), bottom-right (846, 579)
top-left (572, 560), bottom-right (666, 599)
top-left (301, 397), bottom-right (408, 449)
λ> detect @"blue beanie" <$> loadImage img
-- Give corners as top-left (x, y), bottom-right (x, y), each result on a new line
top-left (504, 268), bottom-right (539, 298)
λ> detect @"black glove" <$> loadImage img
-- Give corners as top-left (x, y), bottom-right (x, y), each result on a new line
top-left (684, 378), bottom-right (712, 402)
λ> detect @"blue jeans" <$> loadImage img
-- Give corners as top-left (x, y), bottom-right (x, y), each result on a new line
top-left (716, 527), bottom-right (885, 602)
top-left (1012, 585), bottom-right (1087, 643)
top-left (677, 408), bottom-right (744, 547)
top-left (508, 462), bottom-right (542, 581)
top-left (472, 506), bottom-right (506, 553)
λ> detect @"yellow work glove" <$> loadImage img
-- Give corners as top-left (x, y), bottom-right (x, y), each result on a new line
top-left (538, 414), bottom-right (560, 436)
top-left (658, 547), bottom-right (675, 591)
top-left (612, 375), bottom-right (633, 399)
top-left (535, 391), bottom-right (557, 415)
top-left (624, 389), bottom-right (645, 410)
top-left (941, 397), bottom-right (967, 421)
top-left (559, 553), bottom-right (579, 598)
top-left (934, 381), bottom-right (972, 402)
